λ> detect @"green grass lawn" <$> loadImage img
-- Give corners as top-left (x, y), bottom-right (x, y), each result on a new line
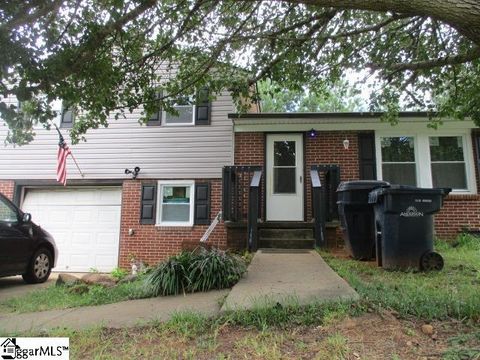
top-left (320, 235), bottom-right (480, 321)
top-left (2, 236), bottom-right (479, 359)
top-left (1, 278), bottom-right (150, 314)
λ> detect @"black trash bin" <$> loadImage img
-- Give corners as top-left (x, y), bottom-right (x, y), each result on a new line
top-left (368, 186), bottom-right (451, 271)
top-left (337, 180), bottom-right (390, 260)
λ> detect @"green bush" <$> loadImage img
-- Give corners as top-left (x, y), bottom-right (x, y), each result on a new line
top-left (146, 251), bottom-right (196, 296)
top-left (189, 248), bottom-right (246, 292)
top-left (145, 249), bottom-right (246, 296)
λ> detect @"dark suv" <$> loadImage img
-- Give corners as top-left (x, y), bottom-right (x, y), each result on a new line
top-left (0, 193), bottom-right (57, 283)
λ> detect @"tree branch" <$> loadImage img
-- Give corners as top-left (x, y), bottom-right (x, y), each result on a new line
top-left (388, 46), bottom-right (480, 72)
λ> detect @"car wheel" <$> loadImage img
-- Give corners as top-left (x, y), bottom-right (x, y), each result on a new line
top-left (22, 248), bottom-right (53, 284)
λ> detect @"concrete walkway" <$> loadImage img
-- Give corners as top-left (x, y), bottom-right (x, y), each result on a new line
top-left (0, 251), bottom-right (358, 333)
top-left (0, 290), bottom-right (229, 333)
top-left (221, 249), bottom-right (358, 311)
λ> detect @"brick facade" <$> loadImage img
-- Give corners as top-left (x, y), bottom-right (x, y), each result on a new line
top-left (234, 131), bottom-right (480, 241)
top-left (118, 179), bottom-right (227, 268)
top-left (435, 195), bottom-right (480, 239)
top-left (0, 180), bottom-right (14, 200)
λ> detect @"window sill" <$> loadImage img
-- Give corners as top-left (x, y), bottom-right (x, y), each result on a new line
top-left (162, 123), bottom-right (195, 127)
top-left (155, 224), bottom-right (194, 230)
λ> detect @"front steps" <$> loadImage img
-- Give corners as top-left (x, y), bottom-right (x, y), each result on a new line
top-left (258, 227), bottom-right (315, 249)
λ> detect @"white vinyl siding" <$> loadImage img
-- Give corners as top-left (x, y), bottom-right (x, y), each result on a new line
top-left (376, 130), bottom-right (476, 194)
top-left (0, 92), bottom-right (234, 179)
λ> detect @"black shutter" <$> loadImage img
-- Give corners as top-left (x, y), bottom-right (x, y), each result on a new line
top-left (147, 91), bottom-right (162, 126)
top-left (195, 88), bottom-right (211, 125)
top-left (140, 183), bottom-right (157, 224)
top-left (474, 131), bottom-right (480, 184)
top-left (358, 132), bottom-right (377, 180)
top-left (61, 104), bottom-right (74, 128)
top-left (194, 183), bottom-right (210, 225)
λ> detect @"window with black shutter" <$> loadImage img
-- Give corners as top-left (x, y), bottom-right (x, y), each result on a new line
top-left (358, 132), bottom-right (377, 180)
top-left (140, 183), bottom-right (157, 224)
top-left (194, 183), bottom-right (210, 225)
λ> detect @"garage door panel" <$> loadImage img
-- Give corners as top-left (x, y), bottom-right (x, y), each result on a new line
top-left (22, 188), bottom-right (121, 272)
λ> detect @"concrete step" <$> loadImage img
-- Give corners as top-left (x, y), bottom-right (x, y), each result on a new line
top-left (259, 228), bottom-right (314, 240)
top-left (258, 238), bottom-right (314, 249)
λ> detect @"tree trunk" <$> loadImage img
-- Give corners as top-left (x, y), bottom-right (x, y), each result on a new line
top-left (285, 0), bottom-right (480, 45)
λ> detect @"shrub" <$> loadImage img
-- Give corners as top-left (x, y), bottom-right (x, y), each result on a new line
top-left (145, 251), bottom-right (196, 296)
top-left (145, 249), bottom-right (247, 296)
top-left (110, 267), bottom-right (128, 281)
top-left (189, 248), bottom-right (247, 292)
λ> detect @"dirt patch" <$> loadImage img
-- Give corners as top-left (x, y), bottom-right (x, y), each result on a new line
top-left (72, 314), bottom-right (478, 359)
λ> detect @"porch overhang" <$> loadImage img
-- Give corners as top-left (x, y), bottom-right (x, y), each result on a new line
top-left (229, 112), bottom-right (477, 133)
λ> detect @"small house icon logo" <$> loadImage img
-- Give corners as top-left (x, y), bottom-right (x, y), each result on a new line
top-left (1, 338), bottom-right (19, 360)
top-left (400, 206), bottom-right (424, 217)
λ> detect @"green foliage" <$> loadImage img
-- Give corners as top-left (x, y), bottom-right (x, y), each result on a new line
top-left (320, 237), bottom-right (480, 321)
top-left (145, 249), bottom-right (247, 296)
top-left (161, 311), bottom-right (210, 339)
top-left (110, 267), bottom-right (128, 281)
top-left (1, 2), bottom-right (480, 144)
top-left (145, 251), bottom-right (196, 296)
top-left (258, 78), bottom-right (363, 112)
top-left (1, 279), bottom-right (149, 314)
top-left (219, 299), bottom-right (361, 331)
top-left (189, 249), bottom-right (246, 292)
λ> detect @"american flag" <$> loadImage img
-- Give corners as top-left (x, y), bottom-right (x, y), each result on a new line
top-left (57, 133), bottom-right (71, 186)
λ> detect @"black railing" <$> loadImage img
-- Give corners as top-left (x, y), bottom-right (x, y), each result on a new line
top-left (222, 166), bottom-right (263, 222)
top-left (311, 165), bottom-right (341, 221)
top-left (247, 170), bottom-right (262, 251)
top-left (310, 169), bottom-right (326, 248)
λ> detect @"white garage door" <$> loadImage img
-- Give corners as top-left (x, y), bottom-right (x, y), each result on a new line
top-left (22, 187), bottom-right (122, 272)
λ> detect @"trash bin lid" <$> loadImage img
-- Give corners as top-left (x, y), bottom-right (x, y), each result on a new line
top-left (368, 186), bottom-right (451, 204)
top-left (337, 180), bottom-right (390, 192)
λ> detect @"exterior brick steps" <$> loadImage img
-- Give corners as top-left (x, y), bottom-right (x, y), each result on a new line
top-left (258, 227), bottom-right (315, 249)
top-left (259, 228), bottom-right (314, 240)
top-left (258, 238), bottom-right (314, 249)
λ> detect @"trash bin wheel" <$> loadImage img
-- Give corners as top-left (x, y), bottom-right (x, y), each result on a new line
top-left (420, 251), bottom-right (444, 271)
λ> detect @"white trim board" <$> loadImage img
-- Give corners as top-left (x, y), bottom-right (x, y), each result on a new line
top-left (233, 118), bottom-right (476, 133)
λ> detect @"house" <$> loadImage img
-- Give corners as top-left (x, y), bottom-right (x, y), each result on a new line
top-left (1, 338), bottom-right (19, 357)
top-left (0, 91), bottom-right (479, 271)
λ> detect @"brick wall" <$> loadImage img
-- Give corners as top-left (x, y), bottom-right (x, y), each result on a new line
top-left (118, 179), bottom-right (227, 268)
top-left (305, 131), bottom-right (360, 220)
top-left (0, 180), bottom-right (14, 200)
top-left (435, 195), bottom-right (480, 239)
top-left (235, 132), bottom-right (265, 165)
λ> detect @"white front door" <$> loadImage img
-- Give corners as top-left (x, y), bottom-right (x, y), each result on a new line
top-left (266, 134), bottom-right (304, 221)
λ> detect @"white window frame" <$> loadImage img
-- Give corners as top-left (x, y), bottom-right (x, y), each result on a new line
top-left (162, 100), bottom-right (196, 127)
top-left (156, 180), bottom-right (195, 226)
top-left (375, 130), bottom-right (477, 194)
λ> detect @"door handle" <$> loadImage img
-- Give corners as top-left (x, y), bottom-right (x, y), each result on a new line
top-left (300, 175), bottom-right (303, 184)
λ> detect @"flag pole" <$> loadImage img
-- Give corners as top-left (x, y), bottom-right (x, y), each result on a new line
top-left (53, 124), bottom-right (85, 178)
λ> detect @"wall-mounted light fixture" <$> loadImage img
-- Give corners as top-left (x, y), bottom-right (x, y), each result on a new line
top-left (125, 166), bottom-right (140, 179)
top-left (343, 138), bottom-right (350, 150)
top-left (308, 128), bottom-right (317, 138)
